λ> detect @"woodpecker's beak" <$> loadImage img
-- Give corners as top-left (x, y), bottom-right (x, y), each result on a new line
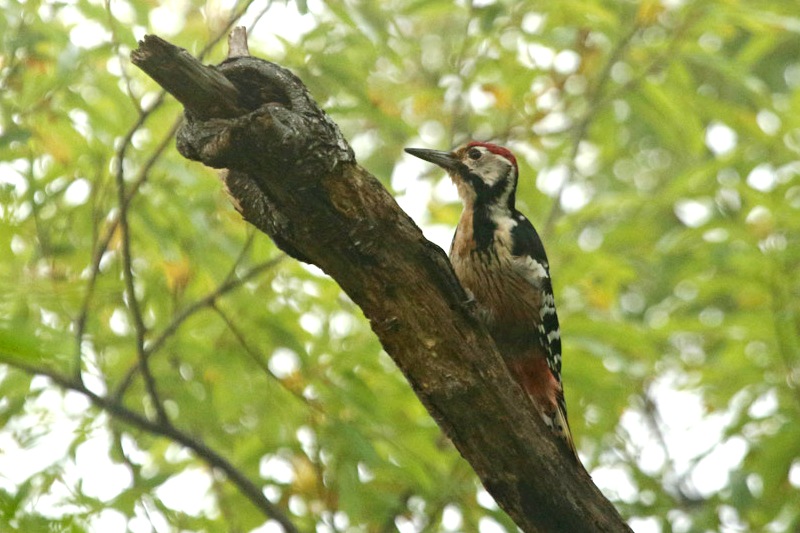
top-left (404, 147), bottom-right (459, 172)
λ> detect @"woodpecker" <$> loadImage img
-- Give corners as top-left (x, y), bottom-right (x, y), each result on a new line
top-left (405, 141), bottom-right (578, 459)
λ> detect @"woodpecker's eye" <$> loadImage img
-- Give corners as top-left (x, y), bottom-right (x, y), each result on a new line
top-left (467, 148), bottom-right (482, 160)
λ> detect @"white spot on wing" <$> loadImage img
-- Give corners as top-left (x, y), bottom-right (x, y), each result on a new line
top-left (513, 255), bottom-right (550, 288)
top-left (540, 293), bottom-right (557, 313)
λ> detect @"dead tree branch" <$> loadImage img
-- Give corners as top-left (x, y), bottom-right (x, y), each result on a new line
top-left (132, 31), bottom-right (632, 533)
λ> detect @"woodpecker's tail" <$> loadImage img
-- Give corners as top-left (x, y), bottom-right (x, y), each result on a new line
top-left (507, 357), bottom-right (582, 463)
top-left (553, 393), bottom-right (580, 462)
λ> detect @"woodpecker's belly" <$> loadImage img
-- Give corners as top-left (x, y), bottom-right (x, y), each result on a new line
top-left (451, 244), bottom-right (545, 354)
top-left (454, 251), bottom-right (541, 327)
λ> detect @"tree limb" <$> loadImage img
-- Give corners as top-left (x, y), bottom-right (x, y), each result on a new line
top-left (131, 35), bottom-right (246, 119)
top-left (0, 356), bottom-right (299, 533)
top-left (132, 31), bottom-right (632, 533)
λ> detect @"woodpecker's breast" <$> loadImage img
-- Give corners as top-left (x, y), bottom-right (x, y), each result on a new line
top-left (450, 209), bottom-right (547, 345)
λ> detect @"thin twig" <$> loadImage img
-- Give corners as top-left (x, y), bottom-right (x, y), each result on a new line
top-left (244, 1), bottom-right (274, 36)
top-left (0, 355), bottom-right (299, 533)
top-left (113, 255), bottom-right (285, 399)
top-left (212, 304), bottom-right (320, 411)
top-left (542, 23), bottom-right (640, 236)
top-left (73, 94), bottom-right (168, 384)
top-left (149, 255), bottom-right (285, 357)
top-left (769, 271), bottom-right (800, 411)
top-left (104, 0), bottom-right (143, 112)
top-left (541, 9), bottom-right (704, 235)
top-left (113, 112), bottom-right (170, 425)
top-left (221, 230), bottom-right (258, 286)
top-left (73, 0), bottom-right (258, 384)
top-left (197, 0), bottom-right (260, 60)
top-left (447, 0), bottom-right (479, 147)
top-left (640, 387), bottom-right (703, 507)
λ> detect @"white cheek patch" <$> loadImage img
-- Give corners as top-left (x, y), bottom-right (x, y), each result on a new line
top-left (476, 157), bottom-right (512, 187)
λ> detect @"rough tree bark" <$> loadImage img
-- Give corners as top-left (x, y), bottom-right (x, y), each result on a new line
top-left (132, 32), bottom-right (632, 533)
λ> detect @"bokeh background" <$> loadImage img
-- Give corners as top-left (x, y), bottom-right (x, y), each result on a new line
top-left (1, 0), bottom-right (799, 531)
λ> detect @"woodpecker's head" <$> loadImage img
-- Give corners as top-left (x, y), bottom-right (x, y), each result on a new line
top-left (405, 141), bottom-right (519, 210)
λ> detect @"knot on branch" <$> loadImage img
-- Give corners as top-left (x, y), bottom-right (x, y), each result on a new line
top-left (176, 56), bottom-right (354, 180)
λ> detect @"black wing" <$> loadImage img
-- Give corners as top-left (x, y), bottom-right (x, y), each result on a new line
top-left (509, 212), bottom-right (563, 383)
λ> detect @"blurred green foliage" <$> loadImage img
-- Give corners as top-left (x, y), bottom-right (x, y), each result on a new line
top-left (1, 0), bottom-right (799, 531)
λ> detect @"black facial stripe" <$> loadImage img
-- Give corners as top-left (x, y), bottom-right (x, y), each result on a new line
top-left (467, 171), bottom-right (494, 198)
top-left (464, 168), bottom-right (512, 207)
top-left (472, 206), bottom-right (496, 250)
top-left (453, 162), bottom-right (492, 198)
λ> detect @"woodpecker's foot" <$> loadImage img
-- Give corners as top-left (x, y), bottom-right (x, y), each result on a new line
top-left (460, 291), bottom-right (495, 327)
top-left (463, 287), bottom-right (476, 305)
